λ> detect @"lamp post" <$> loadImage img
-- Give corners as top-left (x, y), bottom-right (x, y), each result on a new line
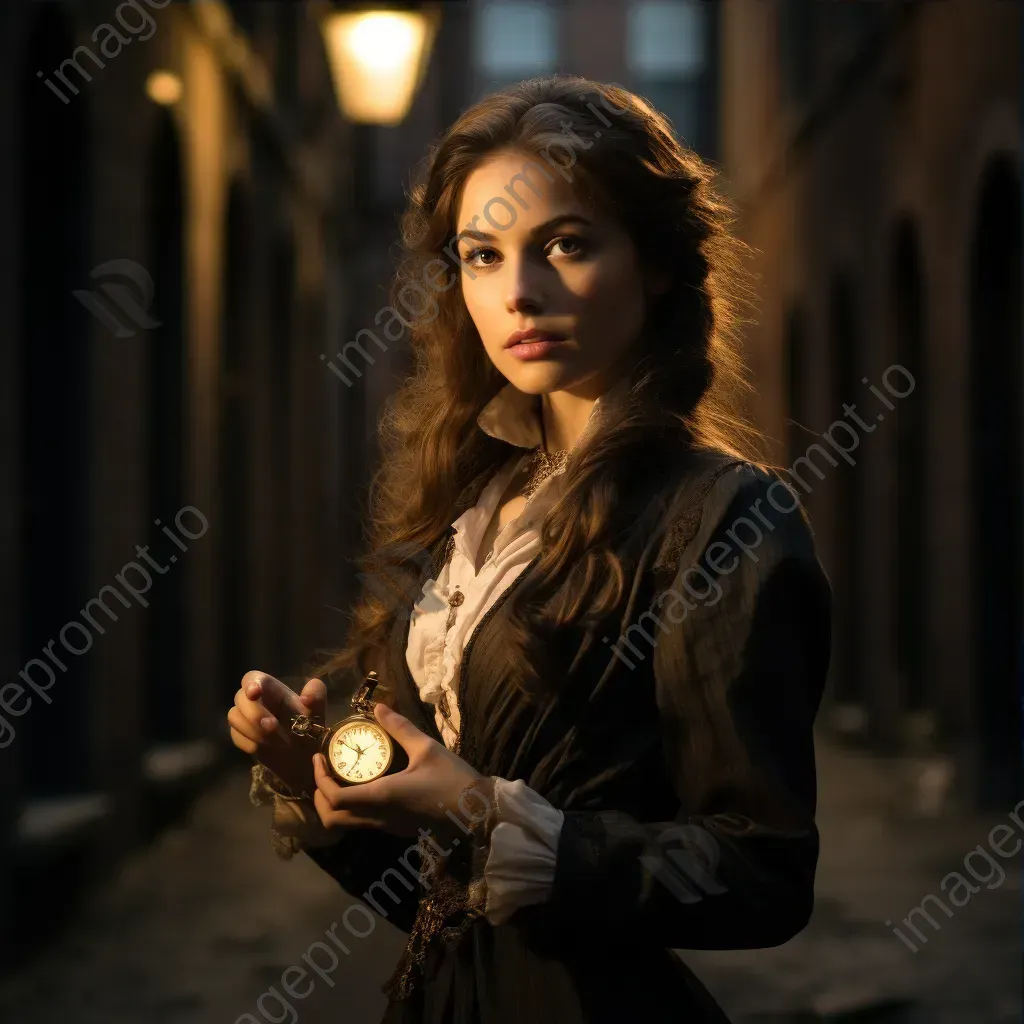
top-left (314, 3), bottom-right (440, 610)
top-left (317, 3), bottom-right (440, 126)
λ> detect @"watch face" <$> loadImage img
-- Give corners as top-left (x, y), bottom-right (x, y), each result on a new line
top-left (327, 720), bottom-right (393, 784)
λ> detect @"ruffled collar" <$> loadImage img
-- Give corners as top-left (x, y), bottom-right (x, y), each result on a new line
top-left (475, 377), bottom-right (629, 451)
top-left (443, 377), bottom-right (629, 570)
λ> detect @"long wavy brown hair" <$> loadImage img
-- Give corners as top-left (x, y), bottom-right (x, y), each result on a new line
top-left (312, 75), bottom-right (767, 698)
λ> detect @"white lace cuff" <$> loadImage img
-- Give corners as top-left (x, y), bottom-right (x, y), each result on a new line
top-left (482, 778), bottom-right (564, 925)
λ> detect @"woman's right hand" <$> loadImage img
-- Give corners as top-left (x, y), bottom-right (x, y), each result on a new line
top-left (227, 671), bottom-right (328, 797)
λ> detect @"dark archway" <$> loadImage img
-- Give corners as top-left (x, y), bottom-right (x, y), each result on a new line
top-left (890, 218), bottom-right (928, 715)
top-left (969, 154), bottom-right (1022, 808)
top-left (18, 2), bottom-right (93, 797)
top-left (829, 272), bottom-right (866, 714)
top-left (144, 106), bottom-right (187, 745)
top-left (220, 180), bottom-right (254, 698)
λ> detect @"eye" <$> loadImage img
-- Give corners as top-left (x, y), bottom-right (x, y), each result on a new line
top-left (546, 235), bottom-right (586, 259)
top-left (462, 246), bottom-right (501, 268)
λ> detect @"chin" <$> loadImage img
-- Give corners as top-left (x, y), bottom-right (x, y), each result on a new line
top-left (498, 359), bottom-right (580, 395)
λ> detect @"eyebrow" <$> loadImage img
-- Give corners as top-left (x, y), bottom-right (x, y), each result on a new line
top-left (457, 213), bottom-right (593, 244)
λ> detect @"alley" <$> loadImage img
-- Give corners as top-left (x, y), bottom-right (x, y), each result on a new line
top-left (2, 2), bottom-right (1020, 1020)
top-left (0, 736), bottom-right (1018, 1024)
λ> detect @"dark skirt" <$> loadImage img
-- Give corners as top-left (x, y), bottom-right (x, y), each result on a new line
top-left (379, 915), bottom-right (733, 1024)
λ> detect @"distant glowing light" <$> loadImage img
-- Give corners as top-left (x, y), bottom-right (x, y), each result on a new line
top-left (321, 10), bottom-right (437, 125)
top-left (146, 70), bottom-right (183, 106)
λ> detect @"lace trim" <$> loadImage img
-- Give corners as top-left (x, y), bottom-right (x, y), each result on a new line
top-left (382, 779), bottom-right (499, 1001)
top-left (249, 764), bottom-right (308, 861)
top-left (651, 459), bottom-right (745, 583)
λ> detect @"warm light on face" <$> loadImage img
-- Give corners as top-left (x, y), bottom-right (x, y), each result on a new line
top-left (455, 149), bottom-right (650, 401)
top-left (145, 70), bottom-right (183, 106)
top-left (321, 10), bottom-right (436, 125)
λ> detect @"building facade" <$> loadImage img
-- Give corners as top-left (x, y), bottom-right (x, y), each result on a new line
top-left (0, 0), bottom-right (358, 960)
top-left (718, 0), bottom-right (1021, 809)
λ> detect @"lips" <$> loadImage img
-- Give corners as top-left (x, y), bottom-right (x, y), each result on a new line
top-left (504, 328), bottom-right (568, 348)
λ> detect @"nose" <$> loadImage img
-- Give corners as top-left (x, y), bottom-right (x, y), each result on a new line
top-left (504, 255), bottom-right (546, 316)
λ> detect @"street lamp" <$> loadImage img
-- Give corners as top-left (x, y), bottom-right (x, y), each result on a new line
top-left (319, 4), bottom-right (439, 125)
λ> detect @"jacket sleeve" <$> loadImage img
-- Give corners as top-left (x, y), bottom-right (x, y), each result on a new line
top-left (546, 465), bottom-right (832, 949)
top-left (303, 830), bottom-right (425, 934)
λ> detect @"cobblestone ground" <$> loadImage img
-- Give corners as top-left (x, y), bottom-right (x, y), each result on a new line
top-left (0, 737), bottom-right (1019, 1024)
top-left (684, 740), bottom-right (1021, 1023)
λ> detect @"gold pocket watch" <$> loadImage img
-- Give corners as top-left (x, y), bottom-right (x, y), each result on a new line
top-left (288, 671), bottom-right (402, 786)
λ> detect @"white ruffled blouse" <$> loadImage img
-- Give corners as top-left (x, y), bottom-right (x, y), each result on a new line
top-left (275, 381), bottom-right (617, 925)
top-left (406, 381), bottom-right (616, 925)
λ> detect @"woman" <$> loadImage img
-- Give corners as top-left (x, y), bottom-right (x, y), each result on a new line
top-left (227, 76), bottom-right (831, 1023)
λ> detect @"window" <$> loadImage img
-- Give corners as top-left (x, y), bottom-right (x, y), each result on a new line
top-left (474, 1), bottom-right (558, 92)
top-left (629, 0), bottom-right (705, 78)
top-left (626, 0), bottom-right (714, 154)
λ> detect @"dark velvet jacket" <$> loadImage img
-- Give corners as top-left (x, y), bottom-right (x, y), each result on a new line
top-left (306, 448), bottom-right (832, 1024)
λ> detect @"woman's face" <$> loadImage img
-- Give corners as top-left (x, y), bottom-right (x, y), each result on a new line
top-left (455, 148), bottom-right (651, 399)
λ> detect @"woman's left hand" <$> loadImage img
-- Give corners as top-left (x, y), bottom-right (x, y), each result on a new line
top-left (311, 702), bottom-right (494, 839)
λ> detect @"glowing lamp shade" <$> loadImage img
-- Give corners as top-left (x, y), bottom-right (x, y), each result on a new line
top-left (146, 70), bottom-right (183, 106)
top-left (321, 9), bottom-right (437, 125)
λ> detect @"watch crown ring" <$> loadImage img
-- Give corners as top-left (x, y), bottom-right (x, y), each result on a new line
top-left (289, 714), bottom-right (327, 738)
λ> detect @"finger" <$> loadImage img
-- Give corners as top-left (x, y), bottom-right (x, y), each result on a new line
top-left (227, 706), bottom-right (264, 745)
top-left (312, 752), bottom-right (350, 807)
top-left (234, 686), bottom-right (277, 727)
top-left (228, 724), bottom-right (258, 755)
top-left (299, 677), bottom-right (328, 720)
top-left (233, 691), bottom-right (282, 740)
top-left (312, 790), bottom-right (385, 830)
top-left (243, 672), bottom-right (306, 722)
top-left (313, 753), bottom-right (397, 813)
top-left (242, 670), bottom-right (268, 702)
top-left (312, 752), bottom-right (394, 810)
top-left (234, 687), bottom-right (267, 721)
top-left (373, 703), bottom-right (431, 758)
top-left (238, 675), bottom-right (305, 744)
